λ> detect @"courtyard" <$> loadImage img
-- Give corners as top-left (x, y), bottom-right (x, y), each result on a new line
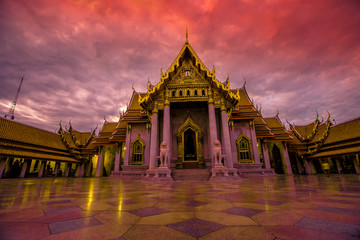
top-left (0, 175), bottom-right (359, 240)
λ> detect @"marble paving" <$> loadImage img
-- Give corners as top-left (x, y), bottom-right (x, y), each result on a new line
top-left (0, 175), bottom-right (359, 239)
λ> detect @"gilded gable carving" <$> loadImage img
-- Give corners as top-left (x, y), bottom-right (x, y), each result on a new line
top-left (168, 59), bottom-right (209, 86)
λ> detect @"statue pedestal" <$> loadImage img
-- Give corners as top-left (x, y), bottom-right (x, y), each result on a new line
top-left (210, 165), bottom-right (240, 181)
top-left (145, 167), bottom-right (173, 181)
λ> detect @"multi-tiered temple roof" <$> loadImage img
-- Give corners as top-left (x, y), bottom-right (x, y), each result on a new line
top-left (0, 118), bottom-right (97, 162)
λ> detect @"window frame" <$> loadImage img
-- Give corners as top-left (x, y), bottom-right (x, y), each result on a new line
top-left (236, 133), bottom-right (254, 163)
top-left (130, 136), bottom-right (145, 165)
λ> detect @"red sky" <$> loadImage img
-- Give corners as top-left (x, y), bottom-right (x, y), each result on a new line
top-left (1, 0), bottom-right (359, 132)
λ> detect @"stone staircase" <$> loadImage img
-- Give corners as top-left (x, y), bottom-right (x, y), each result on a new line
top-left (171, 169), bottom-right (211, 181)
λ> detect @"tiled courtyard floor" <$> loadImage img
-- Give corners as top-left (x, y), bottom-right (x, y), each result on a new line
top-left (0, 175), bottom-right (359, 240)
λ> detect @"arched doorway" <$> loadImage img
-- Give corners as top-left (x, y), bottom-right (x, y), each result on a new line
top-left (176, 116), bottom-right (204, 169)
top-left (271, 145), bottom-right (284, 174)
top-left (184, 129), bottom-right (196, 161)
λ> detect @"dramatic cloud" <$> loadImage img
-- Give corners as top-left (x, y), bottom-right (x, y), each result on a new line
top-left (1, 0), bottom-right (359, 132)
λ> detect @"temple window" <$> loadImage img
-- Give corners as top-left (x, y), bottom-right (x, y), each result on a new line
top-left (236, 134), bottom-right (252, 163)
top-left (194, 89), bottom-right (198, 96)
top-left (187, 90), bottom-right (190, 96)
top-left (130, 136), bottom-right (145, 165)
top-left (179, 90), bottom-right (182, 96)
top-left (202, 89), bottom-right (205, 96)
top-left (172, 91), bottom-right (175, 97)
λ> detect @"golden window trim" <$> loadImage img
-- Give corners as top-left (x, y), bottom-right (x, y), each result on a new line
top-left (130, 135), bottom-right (145, 165)
top-left (236, 132), bottom-right (254, 163)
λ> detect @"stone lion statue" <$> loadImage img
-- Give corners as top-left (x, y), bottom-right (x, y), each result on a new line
top-left (213, 140), bottom-right (223, 166)
top-left (160, 141), bottom-right (168, 167)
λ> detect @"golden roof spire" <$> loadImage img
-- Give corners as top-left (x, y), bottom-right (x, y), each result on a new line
top-left (185, 27), bottom-right (188, 43)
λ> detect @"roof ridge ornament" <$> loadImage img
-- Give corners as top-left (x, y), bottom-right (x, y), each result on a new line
top-left (147, 77), bottom-right (153, 92)
top-left (132, 83), bottom-right (135, 92)
top-left (68, 120), bottom-right (72, 132)
top-left (160, 68), bottom-right (164, 78)
top-left (185, 27), bottom-right (188, 43)
top-left (58, 120), bottom-right (63, 134)
top-left (243, 77), bottom-right (247, 88)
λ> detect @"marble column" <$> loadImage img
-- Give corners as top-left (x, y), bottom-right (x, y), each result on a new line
top-left (249, 120), bottom-right (261, 164)
top-left (76, 163), bottom-right (84, 177)
top-left (64, 163), bottom-right (71, 177)
top-left (96, 147), bottom-right (103, 177)
top-left (123, 125), bottom-right (131, 166)
top-left (208, 91), bottom-right (217, 166)
top-left (85, 161), bottom-right (92, 177)
top-left (149, 102), bottom-right (159, 169)
top-left (114, 144), bottom-right (121, 172)
top-left (283, 144), bottom-right (293, 174)
top-left (354, 155), bottom-right (359, 174)
top-left (262, 143), bottom-right (271, 169)
top-left (335, 159), bottom-right (342, 174)
top-left (20, 160), bottom-right (29, 178)
top-left (304, 159), bottom-right (313, 174)
top-left (220, 101), bottom-right (233, 168)
top-left (38, 161), bottom-right (45, 178)
top-left (54, 162), bottom-right (59, 176)
top-left (0, 159), bottom-right (6, 178)
top-left (163, 89), bottom-right (171, 167)
top-left (310, 161), bottom-right (317, 174)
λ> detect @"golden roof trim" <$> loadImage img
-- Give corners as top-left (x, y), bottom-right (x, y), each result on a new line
top-left (138, 41), bottom-right (240, 107)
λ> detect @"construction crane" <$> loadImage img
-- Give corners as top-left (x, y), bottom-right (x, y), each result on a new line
top-left (4, 77), bottom-right (24, 120)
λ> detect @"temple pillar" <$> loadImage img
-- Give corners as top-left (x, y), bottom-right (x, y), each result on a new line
top-left (335, 159), bottom-right (342, 174)
top-left (114, 144), bottom-right (121, 172)
top-left (20, 159), bottom-right (30, 178)
top-left (354, 155), bottom-right (359, 174)
top-left (0, 158), bottom-right (6, 178)
top-left (310, 161), bottom-right (317, 174)
top-left (54, 162), bottom-right (59, 176)
top-left (64, 163), bottom-right (71, 177)
top-left (85, 161), bottom-right (92, 177)
top-left (76, 163), bottom-right (84, 177)
top-left (96, 147), bottom-right (103, 177)
top-left (38, 161), bottom-right (45, 178)
top-left (149, 102), bottom-right (159, 169)
top-left (262, 143), bottom-right (271, 169)
top-left (283, 143), bottom-right (293, 174)
top-left (220, 101), bottom-right (233, 168)
top-left (163, 90), bottom-right (171, 167)
top-left (208, 91), bottom-right (217, 166)
top-left (304, 159), bottom-right (313, 174)
top-left (123, 126), bottom-right (131, 166)
top-left (249, 120), bottom-right (260, 164)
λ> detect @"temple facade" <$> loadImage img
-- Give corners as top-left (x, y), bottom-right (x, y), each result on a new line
top-left (1, 37), bottom-right (359, 179)
top-left (91, 38), bottom-right (294, 180)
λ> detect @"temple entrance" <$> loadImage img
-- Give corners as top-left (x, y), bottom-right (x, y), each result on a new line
top-left (271, 145), bottom-right (284, 174)
top-left (183, 128), bottom-right (198, 169)
top-left (184, 129), bottom-right (196, 161)
top-left (176, 116), bottom-right (204, 169)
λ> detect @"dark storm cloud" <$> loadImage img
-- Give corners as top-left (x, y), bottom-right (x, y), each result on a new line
top-left (0, 0), bottom-right (359, 132)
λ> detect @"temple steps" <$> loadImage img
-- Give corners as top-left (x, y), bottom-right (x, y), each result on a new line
top-left (171, 169), bottom-right (211, 181)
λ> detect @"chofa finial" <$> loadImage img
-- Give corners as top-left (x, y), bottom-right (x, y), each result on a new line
top-left (185, 27), bottom-right (188, 43)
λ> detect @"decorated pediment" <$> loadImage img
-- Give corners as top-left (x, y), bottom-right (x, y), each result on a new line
top-left (139, 38), bottom-right (240, 109)
top-left (168, 59), bottom-right (209, 86)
